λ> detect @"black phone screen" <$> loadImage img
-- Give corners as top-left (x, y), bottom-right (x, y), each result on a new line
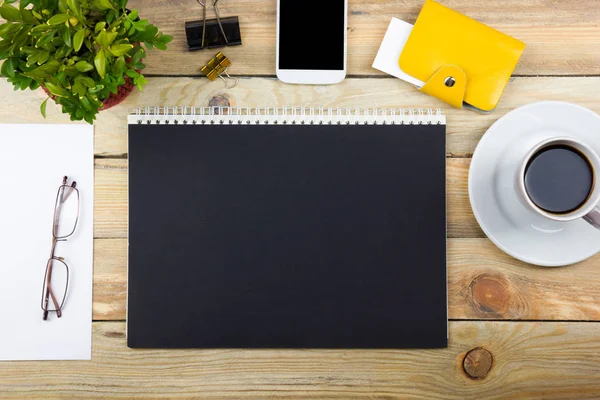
top-left (278, 0), bottom-right (345, 70)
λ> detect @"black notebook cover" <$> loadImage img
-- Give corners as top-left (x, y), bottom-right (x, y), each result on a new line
top-left (128, 122), bottom-right (447, 348)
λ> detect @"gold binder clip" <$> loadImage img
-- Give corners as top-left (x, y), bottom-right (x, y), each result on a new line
top-left (200, 52), bottom-right (238, 89)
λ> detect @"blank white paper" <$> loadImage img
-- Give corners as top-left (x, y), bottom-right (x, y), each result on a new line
top-left (0, 124), bottom-right (94, 360)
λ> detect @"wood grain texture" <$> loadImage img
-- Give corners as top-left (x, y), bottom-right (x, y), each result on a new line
top-left (3, 0), bottom-right (599, 77)
top-left (94, 157), bottom-right (479, 239)
top-left (122, 0), bottom-right (600, 76)
top-left (3, 77), bottom-right (600, 158)
top-left (1, 321), bottom-right (600, 399)
top-left (92, 238), bottom-right (600, 321)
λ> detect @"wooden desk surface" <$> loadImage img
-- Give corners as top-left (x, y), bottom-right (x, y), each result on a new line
top-left (2, 0), bottom-right (600, 398)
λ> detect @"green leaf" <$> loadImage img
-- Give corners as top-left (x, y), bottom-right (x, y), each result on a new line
top-left (40, 98), bottom-right (48, 118)
top-left (108, 43), bottom-right (133, 57)
top-left (58, 0), bottom-right (68, 13)
top-left (47, 14), bottom-right (71, 25)
top-left (30, 24), bottom-right (52, 35)
top-left (36, 30), bottom-right (56, 47)
top-left (55, 44), bottom-right (68, 58)
top-left (131, 47), bottom-right (145, 63)
top-left (127, 9), bottom-right (138, 21)
top-left (75, 60), bottom-right (94, 72)
top-left (80, 95), bottom-right (93, 111)
top-left (80, 76), bottom-right (95, 88)
top-left (19, 0), bottom-right (33, 9)
top-left (19, 76), bottom-right (32, 90)
top-left (44, 81), bottom-right (70, 97)
top-left (10, 26), bottom-right (32, 53)
top-left (132, 24), bottom-right (157, 41)
top-left (66, 0), bottom-right (83, 20)
top-left (26, 52), bottom-right (40, 67)
top-left (0, 3), bottom-right (22, 21)
top-left (135, 74), bottom-right (147, 91)
top-left (105, 31), bottom-right (118, 46)
top-left (94, 48), bottom-right (106, 78)
top-left (154, 41), bottom-right (167, 51)
top-left (73, 29), bottom-right (85, 51)
top-left (125, 68), bottom-right (138, 78)
top-left (83, 112), bottom-right (95, 125)
top-left (0, 22), bottom-right (13, 37)
top-left (1, 57), bottom-right (17, 77)
top-left (132, 19), bottom-right (148, 32)
top-left (106, 9), bottom-right (116, 24)
top-left (111, 55), bottom-right (125, 75)
top-left (72, 78), bottom-right (87, 97)
top-left (91, 0), bottom-right (115, 11)
top-left (89, 84), bottom-right (104, 94)
top-left (62, 26), bottom-right (71, 47)
top-left (20, 9), bottom-right (39, 24)
top-left (95, 29), bottom-right (117, 46)
top-left (158, 34), bottom-right (173, 44)
top-left (22, 60), bottom-right (60, 80)
top-left (36, 50), bottom-right (50, 65)
top-left (95, 21), bottom-right (106, 34)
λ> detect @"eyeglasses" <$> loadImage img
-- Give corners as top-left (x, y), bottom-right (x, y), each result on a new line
top-left (41, 176), bottom-right (80, 321)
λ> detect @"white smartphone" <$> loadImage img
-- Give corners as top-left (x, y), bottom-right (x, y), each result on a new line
top-left (276, 0), bottom-right (347, 84)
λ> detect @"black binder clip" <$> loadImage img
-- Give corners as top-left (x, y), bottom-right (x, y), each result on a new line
top-left (185, 0), bottom-right (242, 51)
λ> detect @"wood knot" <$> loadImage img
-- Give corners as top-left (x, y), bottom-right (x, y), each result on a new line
top-left (463, 347), bottom-right (493, 379)
top-left (470, 274), bottom-right (510, 315)
top-left (209, 94), bottom-right (231, 108)
top-left (103, 331), bottom-right (125, 339)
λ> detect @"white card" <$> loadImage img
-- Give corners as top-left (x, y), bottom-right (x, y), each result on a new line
top-left (0, 124), bottom-right (94, 360)
top-left (372, 18), bottom-right (425, 88)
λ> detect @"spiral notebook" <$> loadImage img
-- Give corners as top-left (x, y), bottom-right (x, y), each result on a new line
top-left (127, 107), bottom-right (447, 349)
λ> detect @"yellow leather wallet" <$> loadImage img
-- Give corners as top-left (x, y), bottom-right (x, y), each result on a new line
top-left (399, 0), bottom-right (526, 111)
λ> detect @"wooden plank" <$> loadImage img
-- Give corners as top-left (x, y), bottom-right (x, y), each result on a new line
top-left (94, 239), bottom-right (127, 321)
top-left (93, 238), bottom-right (600, 322)
top-left (2, 1), bottom-right (600, 77)
top-left (114, 0), bottom-right (600, 76)
top-left (3, 77), bottom-right (600, 158)
top-left (94, 157), bottom-right (478, 239)
top-left (1, 321), bottom-right (599, 398)
top-left (95, 159), bottom-right (128, 238)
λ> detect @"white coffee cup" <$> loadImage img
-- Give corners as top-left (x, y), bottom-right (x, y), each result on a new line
top-left (516, 137), bottom-right (600, 229)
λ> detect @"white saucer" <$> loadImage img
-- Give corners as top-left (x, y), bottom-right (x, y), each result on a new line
top-left (469, 101), bottom-right (600, 266)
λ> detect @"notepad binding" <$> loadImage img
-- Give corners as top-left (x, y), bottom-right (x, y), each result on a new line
top-left (129, 107), bottom-right (446, 126)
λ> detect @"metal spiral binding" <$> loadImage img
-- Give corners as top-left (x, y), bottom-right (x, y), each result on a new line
top-left (131, 107), bottom-right (446, 126)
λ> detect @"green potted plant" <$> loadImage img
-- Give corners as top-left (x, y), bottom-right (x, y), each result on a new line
top-left (0, 0), bottom-right (172, 124)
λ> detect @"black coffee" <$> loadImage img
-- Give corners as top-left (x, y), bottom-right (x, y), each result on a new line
top-left (524, 145), bottom-right (594, 214)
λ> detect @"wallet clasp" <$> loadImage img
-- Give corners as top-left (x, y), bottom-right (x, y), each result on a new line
top-left (419, 65), bottom-right (466, 109)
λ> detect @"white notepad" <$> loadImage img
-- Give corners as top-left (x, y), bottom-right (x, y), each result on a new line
top-left (0, 124), bottom-right (94, 360)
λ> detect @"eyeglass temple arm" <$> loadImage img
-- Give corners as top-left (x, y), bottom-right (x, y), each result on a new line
top-left (43, 281), bottom-right (62, 320)
top-left (43, 249), bottom-right (63, 320)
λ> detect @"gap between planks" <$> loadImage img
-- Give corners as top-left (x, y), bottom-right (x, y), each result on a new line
top-left (2, 77), bottom-right (600, 159)
top-left (1, 321), bottom-right (600, 399)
